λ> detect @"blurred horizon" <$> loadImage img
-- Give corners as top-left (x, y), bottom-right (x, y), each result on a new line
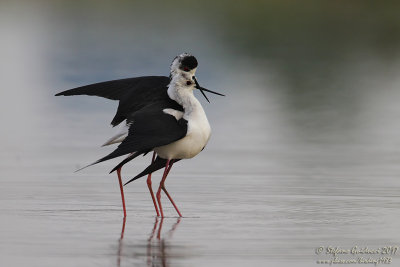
top-left (1, 1), bottom-right (399, 161)
top-left (1, 0), bottom-right (400, 186)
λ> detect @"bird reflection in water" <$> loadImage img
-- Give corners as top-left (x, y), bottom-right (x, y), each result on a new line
top-left (117, 217), bottom-right (182, 267)
top-left (117, 217), bottom-right (126, 267)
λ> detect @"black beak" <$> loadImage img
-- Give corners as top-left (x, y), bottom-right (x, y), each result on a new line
top-left (193, 76), bottom-right (225, 103)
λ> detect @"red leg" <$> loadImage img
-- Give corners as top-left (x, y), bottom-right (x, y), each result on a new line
top-left (156, 160), bottom-right (182, 217)
top-left (117, 168), bottom-right (127, 217)
top-left (156, 160), bottom-right (171, 217)
top-left (147, 152), bottom-right (160, 216)
top-left (161, 161), bottom-right (182, 217)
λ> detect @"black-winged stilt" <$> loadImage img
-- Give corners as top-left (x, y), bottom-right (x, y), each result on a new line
top-left (56, 53), bottom-right (224, 217)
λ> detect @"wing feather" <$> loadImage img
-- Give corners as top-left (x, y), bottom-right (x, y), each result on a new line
top-left (80, 100), bottom-right (187, 169)
top-left (55, 76), bottom-right (169, 100)
top-left (55, 76), bottom-right (171, 126)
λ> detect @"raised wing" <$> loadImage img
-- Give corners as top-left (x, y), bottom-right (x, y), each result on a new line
top-left (55, 76), bottom-right (169, 100)
top-left (55, 76), bottom-right (170, 126)
top-left (78, 99), bottom-right (187, 170)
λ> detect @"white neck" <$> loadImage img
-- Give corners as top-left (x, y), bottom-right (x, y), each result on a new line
top-left (167, 75), bottom-right (202, 118)
top-left (156, 72), bottom-right (212, 160)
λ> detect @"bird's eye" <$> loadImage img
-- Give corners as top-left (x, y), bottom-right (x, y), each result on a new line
top-left (183, 67), bottom-right (189, 72)
top-left (186, 81), bottom-right (192, 85)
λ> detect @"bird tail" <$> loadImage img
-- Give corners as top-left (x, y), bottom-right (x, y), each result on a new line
top-left (124, 157), bottom-right (167, 186)
top-left (109, 151), bottom-right (143, 173)
top-left (124, 157), bottom-right (182, 186)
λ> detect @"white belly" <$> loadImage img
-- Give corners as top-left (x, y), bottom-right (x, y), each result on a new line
top-left (154, 118), bottom-right (211, 160)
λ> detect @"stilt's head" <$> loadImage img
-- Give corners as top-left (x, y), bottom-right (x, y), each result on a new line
top-left (170, 53), bottom-right (198, 79)
top-left (169, 53), bottom-right (225, 103)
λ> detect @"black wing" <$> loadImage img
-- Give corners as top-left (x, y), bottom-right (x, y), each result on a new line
top-left (55, 76), bottom-right (170, 126)
top-left (55, 76), bottom-right (169, 100)
top-left (80, 99), bottom-right (187, 170)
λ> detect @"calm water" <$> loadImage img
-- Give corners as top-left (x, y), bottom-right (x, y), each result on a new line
top-left (1, 1), bottom-right (400, 266)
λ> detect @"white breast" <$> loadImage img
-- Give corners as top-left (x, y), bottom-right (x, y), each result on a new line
top-left (154, 101), bottom-right (211, 160)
